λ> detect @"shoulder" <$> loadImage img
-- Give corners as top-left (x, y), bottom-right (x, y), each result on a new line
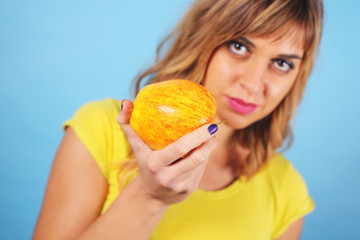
top-left (270, 153), bottom-right (312, 201)
top-left (261, 153), bottom-right (302, 183)
top-left (66, 98), bottom-right (122, 123)
top-left (63, 98), bottom-right (125, 177)
top-left (256, 153), bottom-right (314, 212)
top-left (64, 98), bottom-right (122, 135)
top-left (264, 154), bottom-right (315, 238)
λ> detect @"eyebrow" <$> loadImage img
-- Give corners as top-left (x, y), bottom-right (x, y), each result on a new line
top-left (239, 37), bottom-right (255, 47)
top-left (239, 37), bottom-right (303, 60)
top-left (278, 54), bottom-right (303, 60)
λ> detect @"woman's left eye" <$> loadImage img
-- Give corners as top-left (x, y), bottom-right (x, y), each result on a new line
top-left (273, 59), bottom-right (294, 73)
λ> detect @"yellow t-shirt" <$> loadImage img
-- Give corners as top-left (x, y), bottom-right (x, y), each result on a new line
top-left (64, 98), bottom-right (315, 240)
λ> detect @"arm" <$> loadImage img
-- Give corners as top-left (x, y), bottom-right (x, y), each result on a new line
top-left (276, 218), bottom-right (304, 240)
top-left (33, 127), bottom-right (168, 240)
top-left (33, 127), bottom-right (109, 239)
top-left (34, 100), bottom-right (217, 240)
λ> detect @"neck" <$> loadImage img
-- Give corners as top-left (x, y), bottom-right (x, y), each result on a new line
top-left (198, 118), bottom-right (249, 190)
top-left (211, 117), bottom-right (249, 165)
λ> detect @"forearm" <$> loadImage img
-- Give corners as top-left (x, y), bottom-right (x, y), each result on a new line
top-left (77, 176), bottom-right (168, 240)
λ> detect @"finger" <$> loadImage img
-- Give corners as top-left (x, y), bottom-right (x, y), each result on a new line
top-left (175, 161), bottom-right (207, 194)
top-left (116, 99), bottom-right (133, 125)
top-left (155, 123), bottom-right (218, 166)
top-left (116, 99), bottom-right (150, 155)
top-left (165, 136), bottom-right (217, 179)
top-left (169, 158), bottom-right (207, 194)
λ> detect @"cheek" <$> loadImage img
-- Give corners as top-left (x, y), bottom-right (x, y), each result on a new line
top-left (266, 78), bottom-right (296, 107)
top-left (206, 58), bottom-right (225, 85)
top-left (203, 58), bottom-right (221, 93)
top-left (204, 56), bottom-right (238, 95)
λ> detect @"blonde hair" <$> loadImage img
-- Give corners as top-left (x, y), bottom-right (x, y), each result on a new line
top-left (121, 0), bottom-right (324, 180)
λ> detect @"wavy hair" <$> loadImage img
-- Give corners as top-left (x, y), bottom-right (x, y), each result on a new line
top-left (121, 0), bottom-right (324, 180)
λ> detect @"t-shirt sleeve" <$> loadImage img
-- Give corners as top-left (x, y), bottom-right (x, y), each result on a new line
top-left (62, 99), bottom-right (120, 179)
top-left (271, 161), bottom-right (315, 239)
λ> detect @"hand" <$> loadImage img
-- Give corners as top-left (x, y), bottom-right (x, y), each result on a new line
top-left (116, 99), bottom-right (217, 206)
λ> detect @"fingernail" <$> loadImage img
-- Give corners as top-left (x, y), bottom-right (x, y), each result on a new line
top-left (121, 100), bottom-right (124, 111)
top-left (208, 124), bottom-right (218, 135)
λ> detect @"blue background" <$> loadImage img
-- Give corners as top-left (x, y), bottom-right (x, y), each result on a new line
top-left (0, 0), bottom-right (359, 239)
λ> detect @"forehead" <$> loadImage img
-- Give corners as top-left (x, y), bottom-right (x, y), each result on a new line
top-left (251, 26), bottom-right (305, 54)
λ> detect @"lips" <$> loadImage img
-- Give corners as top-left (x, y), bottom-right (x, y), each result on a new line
top-left (227, 96), bottom-right (258, 115)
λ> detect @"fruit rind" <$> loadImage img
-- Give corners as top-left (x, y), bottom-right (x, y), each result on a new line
top-left (130, 79), bottom-right (217, 150)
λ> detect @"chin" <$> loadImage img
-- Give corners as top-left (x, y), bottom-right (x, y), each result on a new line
top-left (228, 120), bottom-right (253, 130)
top-left (217, 112), bottom-right (255, 130)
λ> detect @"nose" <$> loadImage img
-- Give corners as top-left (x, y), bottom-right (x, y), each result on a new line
top-left (239, 58), bottom-right (266, 93)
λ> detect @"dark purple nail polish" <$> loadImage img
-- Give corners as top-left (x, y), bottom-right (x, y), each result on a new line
top-left (121, 100), bottom-right (124, 111)
top-left (208, 124), bottom-right (218, 135)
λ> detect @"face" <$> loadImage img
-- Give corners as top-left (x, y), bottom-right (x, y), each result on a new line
top-left (203, 33), bottom-right (304, 129)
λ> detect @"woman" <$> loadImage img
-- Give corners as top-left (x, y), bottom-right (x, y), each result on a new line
top-left (33, 0), bottom-right (324, 239)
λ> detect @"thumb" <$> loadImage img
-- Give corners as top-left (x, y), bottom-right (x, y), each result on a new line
top-left (116, 99), bottom-right (150, 155)
top-left (116, 99), bottom-right (133, 125)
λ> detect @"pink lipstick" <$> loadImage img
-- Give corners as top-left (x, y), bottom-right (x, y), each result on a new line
top-left (227, 97), bottom-right (258, 115)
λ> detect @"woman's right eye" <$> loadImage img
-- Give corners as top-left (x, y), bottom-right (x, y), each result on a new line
top-left (227, 41), bottom-right (249, 57)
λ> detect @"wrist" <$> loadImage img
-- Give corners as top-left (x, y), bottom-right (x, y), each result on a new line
top-left (128, 175), bottom-right (169, 212)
